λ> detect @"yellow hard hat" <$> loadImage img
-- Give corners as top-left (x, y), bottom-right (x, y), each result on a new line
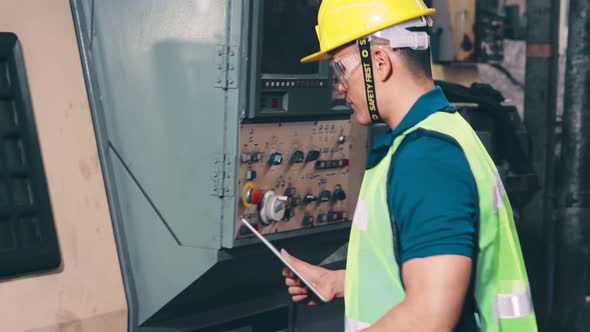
top-left (301, 0), bottom-right (436, 63)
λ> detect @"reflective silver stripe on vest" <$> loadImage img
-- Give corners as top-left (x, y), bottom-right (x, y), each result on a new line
top-left (494, 287), bottom-right (534, 319)
top-left (345, 316), bottom-right (370, 332)
top-left (491, 170), bottom-right (508, 212)
top-left (352, 199), bottom-right (369, 231)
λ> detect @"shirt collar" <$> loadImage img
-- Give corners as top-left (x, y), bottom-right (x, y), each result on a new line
top-left (370, 86), bottom-right (452, 151)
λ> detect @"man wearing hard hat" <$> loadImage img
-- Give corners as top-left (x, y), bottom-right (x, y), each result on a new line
top-left (281, 1), bottom-right (538, 331)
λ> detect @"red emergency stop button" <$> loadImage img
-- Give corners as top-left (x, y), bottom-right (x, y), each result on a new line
top-left (248, 187), bottom-right (262, 205)
top-left (242, 182), bottom-right (262, 207)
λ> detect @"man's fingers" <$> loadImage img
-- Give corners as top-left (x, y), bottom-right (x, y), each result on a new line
top-left (280, 249), bottom-right (321, 305)
top-left (285, 278), bottom-right (302, 287)
top-left (281, 267), bottom-right (294, 278)
top-left (292, 295), bottom-right (308, 302)
top-left (288, 286), bottom-right (308, 296)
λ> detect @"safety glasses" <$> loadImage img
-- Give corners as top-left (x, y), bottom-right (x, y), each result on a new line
top-left (330, 51), bottom-right (361, 89)
top-left (329, 41), bottom-right (389, 89)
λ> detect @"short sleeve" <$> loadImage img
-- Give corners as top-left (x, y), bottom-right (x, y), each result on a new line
top-left (388, 131), bottom-right (478, 264)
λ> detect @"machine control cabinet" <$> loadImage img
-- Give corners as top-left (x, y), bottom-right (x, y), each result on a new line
top-left (71, 0), bottom-right (365, 330)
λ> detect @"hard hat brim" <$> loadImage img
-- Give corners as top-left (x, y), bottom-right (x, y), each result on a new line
top-left (300, 9), bottom-right (436, 63)
top-left (301, 51), bottom-right (332, 63)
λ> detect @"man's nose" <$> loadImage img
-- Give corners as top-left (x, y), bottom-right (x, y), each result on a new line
top-left (337, 82), bottom-right (348, 94)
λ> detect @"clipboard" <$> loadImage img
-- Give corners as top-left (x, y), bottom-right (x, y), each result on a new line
top-left (240, 217), bottom-right (328, 303)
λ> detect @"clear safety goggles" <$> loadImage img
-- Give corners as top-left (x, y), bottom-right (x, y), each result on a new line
top-left (329, 41), bottom-right (389, 89)
top-left (329, 16), bottom-right (432, 89)
top-left (330, 53), bottom-right (361, 89)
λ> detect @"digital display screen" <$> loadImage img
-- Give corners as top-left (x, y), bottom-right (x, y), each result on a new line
top-left (262, 0), bottom-right (321, 75)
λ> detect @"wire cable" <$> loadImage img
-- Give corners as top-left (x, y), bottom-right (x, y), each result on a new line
top-left (489, 63), bottom-right (524, 89)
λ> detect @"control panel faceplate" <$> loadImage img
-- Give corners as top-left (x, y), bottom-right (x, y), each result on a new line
top-left (236, 120), bottom-right (360, 238)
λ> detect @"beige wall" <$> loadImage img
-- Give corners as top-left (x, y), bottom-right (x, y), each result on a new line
top-left (0, 1), bottom-right (128, 331)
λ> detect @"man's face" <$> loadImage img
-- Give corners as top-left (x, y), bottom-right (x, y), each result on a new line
top-left (330, 44), bottom-right (374, 126)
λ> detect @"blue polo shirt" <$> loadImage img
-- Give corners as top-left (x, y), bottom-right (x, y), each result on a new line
top-left (367, 86), bottom-right (479, 332)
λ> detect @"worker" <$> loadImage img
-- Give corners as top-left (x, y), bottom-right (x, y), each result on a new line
top-left (280, 1), bottom-right (538, 331)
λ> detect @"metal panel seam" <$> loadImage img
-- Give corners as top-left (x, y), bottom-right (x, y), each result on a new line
top-left (68, 0), bottom-right (137, 330)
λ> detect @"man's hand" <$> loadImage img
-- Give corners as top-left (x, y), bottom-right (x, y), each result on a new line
top-left (280, 249), bottom-right (345, 305)
top-left (363, 255), bottom-right (472, 332)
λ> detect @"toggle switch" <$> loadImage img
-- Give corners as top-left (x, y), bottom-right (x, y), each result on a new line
top-left (319, 190), bottom-right (332, 202)
top-left (269, 152), bottom-right (283, 165)
top-left (306, 150), bottom-right (320, 162)
top-left (290, 195), bottom-right (301, 207)
top-left (241, 152), bottom-right (251, 163)
top-left (290, 150), bottom-right (305, 164)
top-left (284, 186), bottom-right (296, 197)
top-left (328, 211), bottom-right (346, 222)
top-left (332, 185), bottom-right (346, 201)
top-left (245, 170), bottom-right (257, 180)
top-left (239, 222), bottom-right (259, 235)
top-left (303, 193), bottom-right (318, 204)
top-left (285, 208), bottom-right (295, 219)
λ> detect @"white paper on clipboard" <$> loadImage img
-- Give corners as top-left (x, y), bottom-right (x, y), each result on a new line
top-left (240, 218), bottom-right (328, 303)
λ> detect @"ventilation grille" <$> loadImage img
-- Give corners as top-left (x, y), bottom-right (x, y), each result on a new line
top-left (0, 32), bottom-right (60, 278)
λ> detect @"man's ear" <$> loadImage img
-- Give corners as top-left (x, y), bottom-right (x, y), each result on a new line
top-left (372, 48), bottom-right (393, 82)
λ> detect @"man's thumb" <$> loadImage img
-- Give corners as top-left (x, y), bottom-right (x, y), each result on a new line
top-left (281, 248), bottom-right (293, 260)
top-left (281, 249), bottom-right (304, 268)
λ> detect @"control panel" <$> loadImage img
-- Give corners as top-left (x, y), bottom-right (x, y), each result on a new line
top-left (236, 120), bottom-right (360, 239)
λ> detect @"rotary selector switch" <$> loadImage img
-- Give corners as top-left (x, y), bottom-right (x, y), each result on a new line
top-left (259, 190), bottom-right (288, 225)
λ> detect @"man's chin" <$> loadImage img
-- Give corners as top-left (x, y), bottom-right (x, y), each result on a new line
top-left (354, 112), bottom-right (371, 126)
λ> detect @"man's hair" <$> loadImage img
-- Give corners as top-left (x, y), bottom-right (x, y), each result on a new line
top-left (395, 48), bottom-right (433, 80)
top-left (370, 36), bottom-right (433, 80)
